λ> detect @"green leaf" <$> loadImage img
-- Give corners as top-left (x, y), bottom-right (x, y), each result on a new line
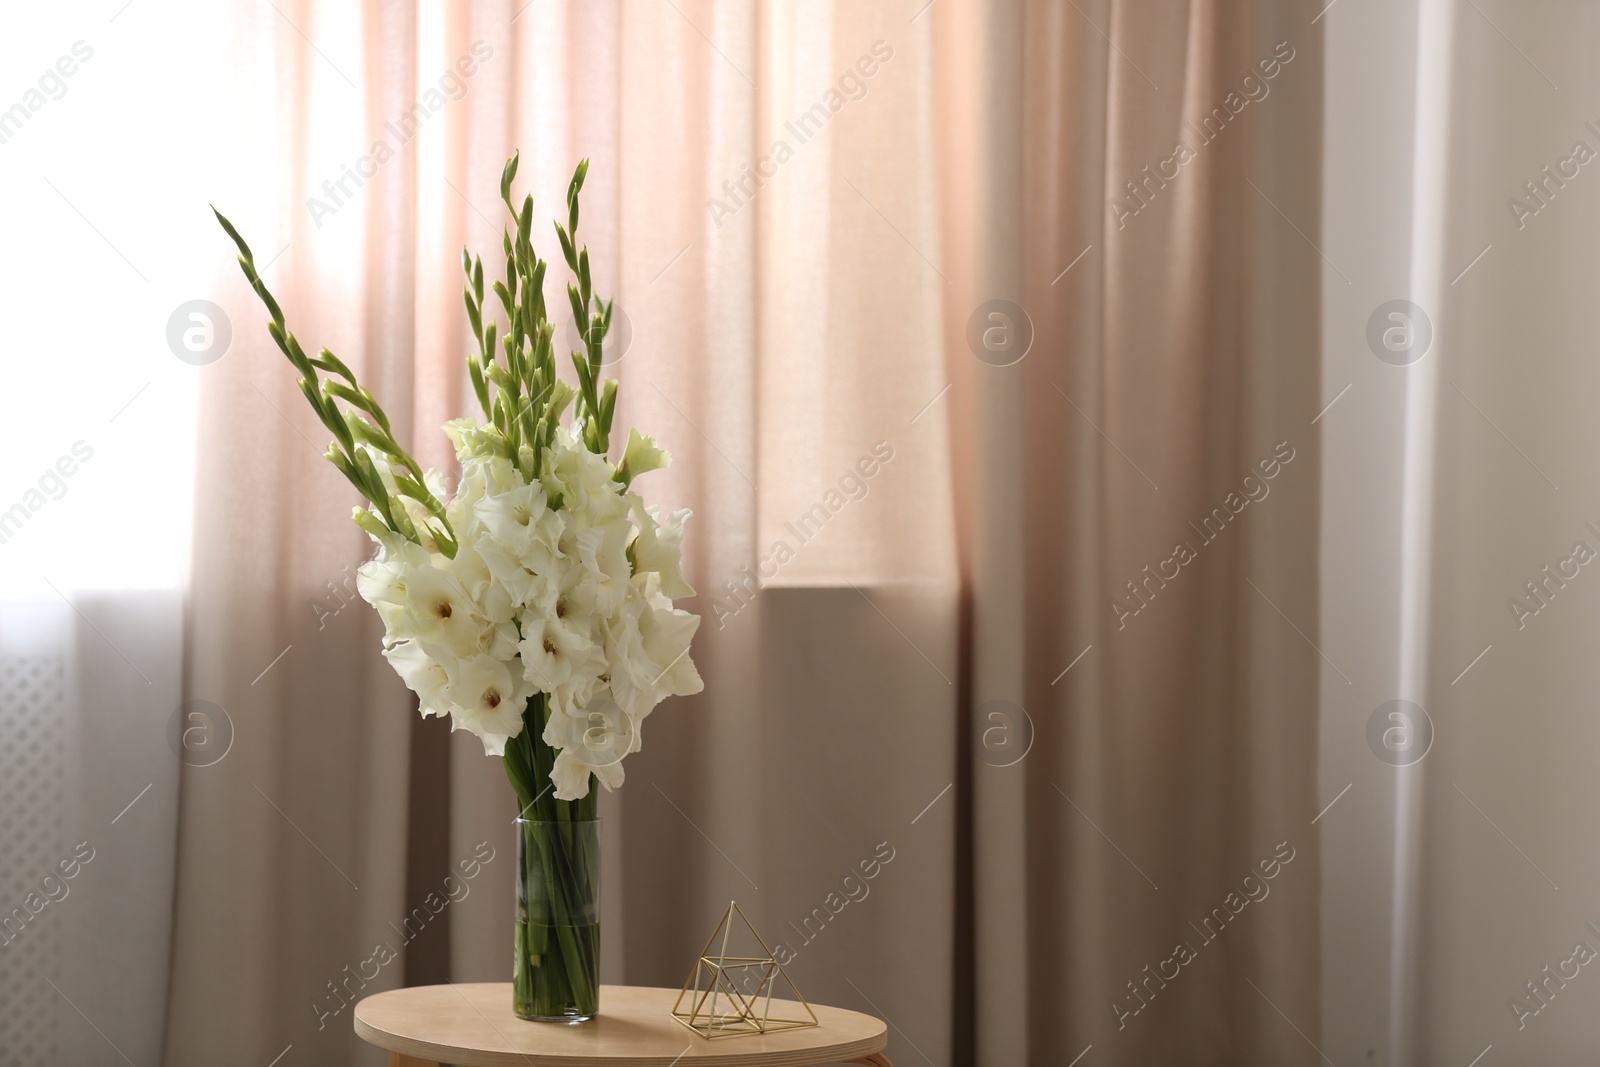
top-left (250, 278), bottom-right (285, 330)
top-left (296, 378), bottom-right (342, 443)
top-left (503, 726), bottom-right (536, 811)
top-left (321, 379), bottom-right (371, 413)
top-left (427, 520), bottom-right (458, 559)
top-left (211, 206), bottom-right (253, 263)
top-left (493, 280), bottom-right (515, 321)
top-left (352, 449), bottom-right (391, 507)
top-left (554, 223), bottom-right (576, 271)
top-left (265, 320), bottom-right (293, 360)
top-left (283, 335), bottom-right (316, 378)
top-left (500, 150), bottom-right (520, 206)
top-left (468, 357), bottom-right (490, 415)
top-left (570, 348), bottom-right (597, 421)
top-left (395, 473), bottom-right (447, 519)
top-left (325, 442), bottom-right (359, 485)
top-left (364, 388), bottom-right (393, 434)
top-left (389, 500), bottom-right (419, 541)
top-left (345, 413), bottom-right (389, 450)
top-left (598, 378), bottom-right (617, 439)
top-left (352, 505), bottom-right (391, 542)
top-left (566, 284), bottom-right (586, 334)
top-left (312, 348), bottom-right (357, 385)
top-left (566, 158), bottom-right (588, 235)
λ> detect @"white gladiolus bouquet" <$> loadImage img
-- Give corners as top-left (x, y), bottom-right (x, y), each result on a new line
top-left (214, 153), bottom-right (702, 807)
top-left (354, 416), bottom-right (702, 798)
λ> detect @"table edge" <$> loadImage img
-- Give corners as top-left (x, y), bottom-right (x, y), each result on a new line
top-left (352, 985), bottom-right (890, 1067)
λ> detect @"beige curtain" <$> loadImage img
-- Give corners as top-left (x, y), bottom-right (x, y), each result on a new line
top-left (942, 2), bottom-right (1325, 1062)
top-left (167, 1), bottom-right (1321, 1064)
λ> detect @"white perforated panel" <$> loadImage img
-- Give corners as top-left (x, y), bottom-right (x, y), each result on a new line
top-left (0, 655), bottom-right (65, 1065)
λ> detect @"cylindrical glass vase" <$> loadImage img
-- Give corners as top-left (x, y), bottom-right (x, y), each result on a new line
top-left (514, 817), bottom-right (601, 1022)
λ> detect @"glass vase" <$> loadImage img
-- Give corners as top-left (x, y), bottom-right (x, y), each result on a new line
top-left (514, 817), bottom-right (601, 1022)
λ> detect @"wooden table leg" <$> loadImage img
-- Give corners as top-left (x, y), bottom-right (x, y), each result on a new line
top-left (389, 1053), bottom-right (439, 1067)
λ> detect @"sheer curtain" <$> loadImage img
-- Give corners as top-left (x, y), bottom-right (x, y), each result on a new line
top-left (167, 3), bottom-right (959, 1065)
top-left (24, 1), bottom-right (1600, 1063)
top-left (0, 4), bottom-right (235, 1063)
top-left (151, 1), bottom-right (1322, 1065)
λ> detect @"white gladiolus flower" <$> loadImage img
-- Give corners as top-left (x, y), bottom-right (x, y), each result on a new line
top-left (517, 612), bottom-right (593, 694)
top-left (443, 418), bottom-right (505, 464)
top-left (221, 158), bottom-right (700, 802)
top-left (641, 602), bottom-right (703, 698)
top-left (382, 640), bottom-right (451, 717)
top-left (444, 655), bottom-right (527, 756)
top-left (399, 567), bottom-right (492, 657)
top-left (355, 542), bottom-right (425, 636)
top-left (602, 576), bottom-right (703, 722)
top-left (476, 482), bottom-right (560, 556)
top-left (545, 692), bottom-right (634, 798)
top-left (566, 513), bottom-right (633, 614)
top-left (448, 538), bottom-right (518, 628)
top-left (550, 749), bottom-right (624, 799)
top-left (631, 501), bottom-right (695, 599)
top-left (474, 536), bottom-right (555, 614)
top-left (553, 659), bottom-right (608, 723)
top-left (474, 484), bottom-right (566, 607)
top-left (543, 426), bottom-right (618, 510)
top-left (600, 593), bottom-right (651, 720)
top-left (618, 428), bottom-right (670, 482)
top-left (359, 564), bottom-right (421, 645)
top-left (350, 406), bottom-right (700, 797)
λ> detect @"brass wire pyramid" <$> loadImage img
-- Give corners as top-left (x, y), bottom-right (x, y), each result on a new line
top-left (671, 901), bottom-right (820, 1039)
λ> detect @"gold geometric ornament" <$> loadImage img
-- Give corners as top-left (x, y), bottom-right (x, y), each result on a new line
top-left (670, 901), bottom-right (820, 1039)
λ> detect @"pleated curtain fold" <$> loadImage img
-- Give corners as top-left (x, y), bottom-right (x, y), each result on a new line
top-left (166, 3), bottom-right (1322, 1064)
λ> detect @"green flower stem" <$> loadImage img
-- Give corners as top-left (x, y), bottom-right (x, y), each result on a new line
top-left (215, 153), bottom-right (612, 558)
top-left (211, 206), bottom-right (455, 556)
top-left (542, 828), bottom-right (595, 1013)
top-left (506, 693), bottom-right (600, 1019)
top-left (215, 153), bottom-right (652, 1021)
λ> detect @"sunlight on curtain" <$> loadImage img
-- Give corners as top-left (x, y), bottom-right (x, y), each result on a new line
top-left (0, 3), bottom-right (238, 1061)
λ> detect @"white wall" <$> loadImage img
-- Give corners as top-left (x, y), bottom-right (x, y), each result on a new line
top-left (1323, 3), bottom-right (1600, 1063)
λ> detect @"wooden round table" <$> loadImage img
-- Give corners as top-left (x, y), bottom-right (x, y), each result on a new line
top-left (353, 983), bottom-right (894, 1067)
